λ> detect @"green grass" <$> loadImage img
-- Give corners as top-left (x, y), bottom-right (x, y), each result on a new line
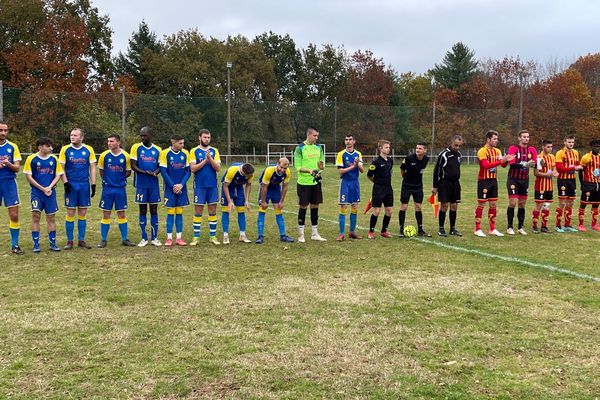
top-left (0, 164), bottom-right (599, 399)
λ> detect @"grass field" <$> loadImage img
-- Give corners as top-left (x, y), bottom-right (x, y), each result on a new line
top-left (1, 163), bottom-right (599, 399)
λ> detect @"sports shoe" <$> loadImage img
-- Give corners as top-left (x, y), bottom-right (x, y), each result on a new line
top-left (577, 224), bottom-right (587, 232)
top-left (78, 240), bottom-right (91, 249)
top-left (239, 233), bottom-right (251, 243)
top-left (348, 231), bottom-right (361, 240)
top-left (255, 236), bottom-right (264, 244)
top-left (592, 225), bottom-right (600, 232)
top-left (506, 228), bottom-right (515, 235)
top-left (418, 230), bottom-right (432, 237)
top-left (33, 244), bottom-right (41, 253)
top-left (189, 238), bottom-right (199, 246)
top-left (311, 233), bottom-right (327, 241)
top-left (11, 245), bottom-right (23, 255)
top-left (532, 227), bottom-right (540, 234)
top-left (489, 229), bottom-right (504, 237)
top-left (49, 243), bottom-right (61, 252)
top-left (280, 234), bottom-right (294, 243)
top-left (64, 241), bottom-right (74, 250)
top-left (398, 230), bottom-right (405, 238)
top-left (138, 239), bottom-right (149, 247)
top-left (380, 231), bottom-right (392, 238)
top-left (122, 239), bottom-right (136, 247)
top-left (517, 228), bottom-right (528, 235)
top-left (222, 233), bottom-right (230, 245)
top-left (449, 229), bottom-right (462, 237)
top-left (164, 238), bottom-right (173, 247)
top-left (438, 228), bottom-right (447, 237)
top-left (474, 229), bottom-right (487, 237)
top-left (336, 233), bottom-right (345, 241)
top-left (564, 225), bottom-right (578, 232)
top-left (151, 238), bottom-right (162, 246)
top-left (298, 234), bottom-right (305, 243)
top-left (367, 231), bottom-right (375, 239)
top-left (209, 236), bottom-right (220, 245)
top-left (175, 238), bottom-right (187, 246)
top-left (97, 240), bottom-right (108, 248)
top-left (540, 226), bottom-right (550, 233)
top-left (555, 227), bottom-right (565, 233)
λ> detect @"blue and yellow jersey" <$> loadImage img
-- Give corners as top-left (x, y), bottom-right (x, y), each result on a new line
top-left (58, 144), bottom-right (96, 182)
top-left (336, 149), bottom-right (363, 180)
top-left (23, 153), bottom-right (63, 189)
top-left (130, 142), bottom-right (161, 188)
top-left (222, 165), bottom-right (254, 187)
top-left (192, 146), bottom-right (221, 188)
top-left (159, 147), bottom-right (190, 184)
top-left (0, 140), bottom-right (22, 181)
top-left (98, 150), bottom-right (131, 187)
top-left (260, 166), bottom-right (290, 190)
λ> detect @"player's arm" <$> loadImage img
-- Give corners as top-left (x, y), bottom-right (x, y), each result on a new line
top-left (222, 181), bottom-right (233, 211)
top-left (179, 151), bottom-right (192, 187)
top-left (279, 182), bottom-right (289, 207)
top-left (125, 152), bottom-right (132, 178)
top-left (158, 151), bottom-right (174, 188)
top-left (207, 149), bottom-right (221, 172)
top-left (335, 151), bottom-right (351, 176)
top-left (432, 152), bottom-right (442, 192)
top-left (244, 180), bottom-right (252, 210)
top-left (400, 159), bottom-right (407, 177)
top-left (357, 152), bottom-right (364, 173)
top-left (23, 156), bottom-right (43, 191)
top-left (367, 163), bottom-right (376, 183)
top-left (259, 183), bottom-right (268, 209)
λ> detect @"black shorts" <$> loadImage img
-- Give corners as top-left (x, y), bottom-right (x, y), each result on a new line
top-left (477, 179), bottom-right (498, 201)
top-left (372, 184), bottom-right (394, 208)
top-left (437, 180), bottom-right (461, 203)
top-left (534, 191), bottom-right (554, 203)
top-left (507, 177), bottom-right (529, 199)
top-left (400, 183), bottom-right (424, 204)
top-left (580, 182), bottom-right (600, 204)
top-left (557, 179), bottom-right (576, 199)
top-left (297, 183), bottom-right (323, 207)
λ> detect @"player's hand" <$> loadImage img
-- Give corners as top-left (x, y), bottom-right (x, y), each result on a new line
top-left (206, 151), bottom-right (212, 160)
top-left (44, 186), bottom-right (52, 196)
top-left (317, 161), bottom-right (324, 170)
top-left (574, 165), bottom-right (583, 171)
top-left (260, 201), bottom-right (268, 211)
top-left (245, 201), bottom-right (250, 212)
top-left (311, 169), bottom-right (319, 176)
top-left (227, 203), bottom-right (234, 212)
top-left (277, 202), bottom-right (284, 209)
top-left (90, 184), bottom-right (96, 198)
top-left (528, 160), bottom-right (536, 168)
top-left (552, 170), bottom-right (559, 178)
top-left (431, 188), bottom-right (438, 195)
top-left (173, 184), bottom-right (183, 194)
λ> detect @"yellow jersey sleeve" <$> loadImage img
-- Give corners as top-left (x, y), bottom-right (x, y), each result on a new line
top-left (85, 144), bottom-right (97, 163)
top-left (22, 154), bottom-right (34, 174)
top-left (183, 149), bottom-right (191, 166)
top-left (212, 147), bottom-right (221, 163)
top-left (262, 166), bottom-right (275, 184)
top-left (129, 143), bottom-right (140, 160)
top-left (477, 147), bottom-right (487, 160)
top-left (98, 150), bottom-right (107, 169)
top-left (335, 150), bottom-right (344, 167)
top-left (58, 145), bottom-right (68, 164)
top-left (54, 155), bottom-right (64, 175)
top-left (159, 149), bottom-right (168, 168)
top-left (11, 142), bottom-right (21, 161)
top-left (123, 151), bottom-right (131, 170)
top-left (580, 153), bottom-right (591, 166)
top-left (224, 166), bottom-right (237, 183)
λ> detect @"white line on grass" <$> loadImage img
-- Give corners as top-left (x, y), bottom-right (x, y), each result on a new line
top-left (265, 205), bottom-right (600, 283)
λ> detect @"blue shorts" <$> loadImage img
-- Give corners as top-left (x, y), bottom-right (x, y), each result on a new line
top-left (0, 179), bottom-right (20, 208)
top-left (99, 186), bottom-right (128, 211)
top-left (31, 190), bottom-right (59, 214)
top-left (164, 185), bottom-right (189, 208)
top-left (259, 187), bottom-right (282, 204)
top-left (339, 179), bottom-right (360, 204)
top-left (194, 186), bottom-right (219, 205)
top-left (221, 185), bottom-right (245, 207)
top-left (65, 181), bottom-right (91, 208)
top-left (135, 185), bottom-right (161, 204)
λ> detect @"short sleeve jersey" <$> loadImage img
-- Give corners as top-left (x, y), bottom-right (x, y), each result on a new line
top-left (0, 140), bottom-right (22, 181)
top-left (98, 150), bottom-right (131, 187)
top-left (23, 153), bottom-right (64, 193)
top-left (130, 142), bottom-right (162, 188)
top-left (260, 166), bottom-right (291, 190)
top-left (222, 165), bottom-right (254, 187)
top-left (58, 144), bottom-right (96, 182)
top-left (580, 152), bottom-right (600, 184)
top-left (192, 146), bottom-right (221, 188)
top-left (367, 156), bottom-right (393, 186)
top-left (294, 142), bottom-right (325, 186)
top-left (336, 149), bottom-right (363, 181)
top-left (159, 147), bottom-right (191, 185)
top-left (400, 153), bottom-right (429, 186)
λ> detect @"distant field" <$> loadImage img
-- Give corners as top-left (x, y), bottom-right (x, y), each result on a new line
top-left (0, 163), bottom-right (598, 399)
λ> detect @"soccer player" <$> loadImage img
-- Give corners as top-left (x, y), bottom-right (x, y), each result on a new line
top-left (189, 129), bottom-right (221, 245)
top-left (97, 134), bottom-right (136, 248)
top-left (221, 163), bottom-right (254, 244)
top-left (294, 126), bottom-right (326, 242)
top-left (399, 142), bottom-right (430, 237)
top-left (577, 139), bottom-right (600, 231)
top-left (130, 127), bottom-right (162, 246)
top-left (59, 128), bottom-right (96, 249)
top-left (23, 137), bottom-right (63, 252)
top-left (432, 135), bottom-right (463, 237)
top-left (336, 134), bottom-right (364, 241)
top-left (367, 140), bottom-right (394, 239)
top-left (506, 130), bottom-right (538, 235)
top-left (532, 139), bottom-right (558, 233)
top-left (555, 135), bottom-right (583, 232)
top-left (474, 130), bottom-right (515, 237)
top-left (159, 135), bottom-right (191, 246)
top-left (256, 157), bottom-right (294, 244)
top-left (0, 121), bottom-right (22, 254)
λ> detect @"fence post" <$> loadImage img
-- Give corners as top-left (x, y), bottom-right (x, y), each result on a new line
top-left (0, 80), bottom-right (4, 121)
top-left (120, 86), bottom-right (126, 148)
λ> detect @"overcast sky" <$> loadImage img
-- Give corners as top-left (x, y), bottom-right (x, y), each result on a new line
top-left (93, 0), bottom-right (600, 74)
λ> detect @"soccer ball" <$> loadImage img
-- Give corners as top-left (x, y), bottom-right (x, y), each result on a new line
top-left (403, 225), bottom-right (417, 238)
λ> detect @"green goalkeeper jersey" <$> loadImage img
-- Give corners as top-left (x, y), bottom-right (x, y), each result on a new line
top-left (294, 141), bottom-right (325, 186)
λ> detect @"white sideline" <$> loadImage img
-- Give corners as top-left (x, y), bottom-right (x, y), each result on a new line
top-left (265, 205), bottom-right (600, 283)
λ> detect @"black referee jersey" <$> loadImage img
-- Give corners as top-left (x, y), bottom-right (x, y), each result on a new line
top-left (433, 147), bottom-right (462, 188)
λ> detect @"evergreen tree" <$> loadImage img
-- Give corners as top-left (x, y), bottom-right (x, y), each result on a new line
top-left (431, 42), bottom-right (478, 89)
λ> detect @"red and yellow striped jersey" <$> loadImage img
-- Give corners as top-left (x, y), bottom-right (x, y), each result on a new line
top-left (477, 146), bottom-right (503, 180)
top-left (555, 148), bottom-right (580, 180)
top-left (580, 152), bottom-right (600, 183)
top-left (534, 152), bottom-right (555, 192)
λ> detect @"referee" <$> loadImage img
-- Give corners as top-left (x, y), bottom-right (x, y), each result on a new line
top-left (432, 135), bottom-right (463, 237)
top-left (367, 140), bottom-right (394, 239)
